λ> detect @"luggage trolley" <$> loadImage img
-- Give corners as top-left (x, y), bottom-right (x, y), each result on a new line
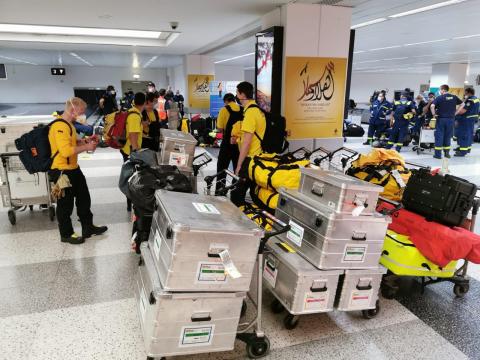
top-left (412, 126), bottom-right (435, 155)
top-left (328, 147), bottom-right (360, 173)
top-left (204, 170), bottom-right (291, 359)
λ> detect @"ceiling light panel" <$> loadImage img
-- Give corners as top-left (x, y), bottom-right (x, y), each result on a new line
top-left (351, 18), bottom-right (387, 29)
top-left (69, 52), bottom-right (93, 66)
top-left (0, 54), bottom-right (37, 65)
top-left (214, 52), bottom-right (255, 64)
top-left (388, 0), bottom-right (467, 18)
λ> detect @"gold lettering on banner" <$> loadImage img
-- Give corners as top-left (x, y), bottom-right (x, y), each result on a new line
top-left (194, 76), bottom-right (210, 93)
top-left (298, 61), bottom-right (335, 102)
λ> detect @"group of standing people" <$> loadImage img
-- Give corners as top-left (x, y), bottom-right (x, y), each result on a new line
top-left (365, 85), bottom-right (479, 158)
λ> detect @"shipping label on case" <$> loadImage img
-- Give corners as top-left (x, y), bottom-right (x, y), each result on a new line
top-left (192, 202), bottom-right (221, 215)
top-left (263, 258), bottom-right (278, 288)
top-left (153, 230), bottom-right (162, 260)
top-left (343, 245), bottom-right (367, 262)
top-left (349, 289), bottom-right (373, 309)
top-left (287, 220), bottom-right (304, 247)
top-left (179, 325), bottom-right (215, 347)
top-left (169, 152), bottom-right (189, 167)
top-left (304, 291), bottom-right (329, 311)
top-left (196, 262), bottom-right (227, 283)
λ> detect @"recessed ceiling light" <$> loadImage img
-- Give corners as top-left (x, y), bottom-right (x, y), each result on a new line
top-left (0, 54), bottom-right (37, 65)
top-left (69, 52), bottom-right (92, 66)
top-left (133, 74), bottom-right (140, 79)
top-left (0, 23), bottom-right (162, 39)
top-left (351, 18), bottom-right (387, 29)
top-left (214, 52), bottom-right (255, 64)
top-left (353, 50), bottom-right (366, 54)
top-left (404, 39), bottom-right (448, 46)
top-left (453, 34), bottom-right (480, 40)
top-left (370, 45), bottom-right (402, 51)
top-left (388, 0), bottom-right (467, 18)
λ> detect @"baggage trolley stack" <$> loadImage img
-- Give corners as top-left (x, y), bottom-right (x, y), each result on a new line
top-left (264, 167), bottom-right (390, 329)
top-left (328, 147), bottom-right (360, 173)
top-left (412, 127), bottom-right (435, 155)
top-left (135, 188), bottom-right (290, 360)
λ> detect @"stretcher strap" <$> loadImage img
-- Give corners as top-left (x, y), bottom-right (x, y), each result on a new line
top-left (386, 233), bottom-right (415, 247)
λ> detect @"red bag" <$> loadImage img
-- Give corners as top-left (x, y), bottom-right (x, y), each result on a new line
top-left (104, 111), bottom-right (131, 149)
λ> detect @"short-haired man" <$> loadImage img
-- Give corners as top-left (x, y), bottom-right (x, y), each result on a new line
top-left (231, 81), bottom-right (266, 206)
top-left (454, 88), bottom-right (479, 157)
top-left (141, 92), bottom-right (161, 151)
top-left (431, 85), bottom-right (463, 159)
top-left (48, 97), bottom-right (107, 244)
top-left (99, 85), bottom-right (118, 116)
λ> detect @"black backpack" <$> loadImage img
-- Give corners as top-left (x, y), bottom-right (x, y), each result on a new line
top-left (247, 104), bottom-right (289, 153)
top-left (15, 119), bottom-right (72, 174)
top-left (224, 105), bottom-right (243, 143)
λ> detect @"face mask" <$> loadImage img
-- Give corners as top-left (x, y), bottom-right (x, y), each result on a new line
top-left (378, 96), bottom-right (384, 102)
top-left (110, 91), bottom-right (116, 96)
top-left (76, 114), bottom-right (87, 122)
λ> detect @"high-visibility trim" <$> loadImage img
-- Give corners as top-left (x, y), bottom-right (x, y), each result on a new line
top-left (434, 147), bottom-right (443, 150)
top-left (443, 146), bottom-right (451, 150)
top-left (395, 143), bottom-right (403, 146)
top-left (467, 115), bottom-right (479, 118)
top-left (459, 147), bottom-right (469, 151)
top-left (387, 141), bottom-right (394, 145)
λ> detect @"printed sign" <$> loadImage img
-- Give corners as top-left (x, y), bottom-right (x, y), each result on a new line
top-left (169, 152), bottom-right (189, 167)
top-left (304, 291), bottom-right (329, 311)
top-left (349, 289), bottom-right (373, 309)
top-left (343, 245), bottom-right (367, 262)
top-left (287, 220), bottom-right (304, 247)
top-left (153, 230), bottom-right (162, 260)
top-left (179, 325), bottom-right (215, 347)
top-left (196, 262), bottom-right (227, 282)
top-left (188, 74), bottom-right (214, 109)
top-left (263, 258), bottom-right (278, 288)
top-left (193, 202), bottom-right (221, 215)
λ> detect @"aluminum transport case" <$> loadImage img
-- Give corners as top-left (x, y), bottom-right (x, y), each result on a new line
top-left (275, 189), bottom-right (389, 269)
top-left (299, 168), bottom-right (383, 215)
top-left (136, 243), bottom-right (245, 358)
top-left (158, 129), bottom-right (197, 170)
top-left (263, 238), bottom-right (342, 329)
top-left (335, 267), bottom-right (386, 313)
top-left (149, 190), bottom-right (263, 292)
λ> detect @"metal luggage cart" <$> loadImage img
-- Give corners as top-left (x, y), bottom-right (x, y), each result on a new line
top-left (0, 150), bottom-right (55, 225)
top-left (328, 147), bottom-right (360, 173)
top-left (412, 127), bottom-right (435, 155)
top-left (203, 170), bottom-right (291, 359)
top-left (378, 197), bottom-right (479, 299)
top-left (309, 146), bottom-right (331, 170)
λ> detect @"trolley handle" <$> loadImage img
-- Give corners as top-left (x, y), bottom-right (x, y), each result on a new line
top-left (329, 147), bottom-right (358, 159)
top-left (404, 160), bottom-right (431, 170)
top-left (257, 211), bottom-right (291, 241)
top-left (192, 152), bottom-right (212, 176)
top-left (377, 196), bottom-right (403, 216)
top-left (204, 169), bottom-right (241, 196)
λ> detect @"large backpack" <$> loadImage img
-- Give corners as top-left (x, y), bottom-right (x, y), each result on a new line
top-left (224, 105), bottom-right (243, 144)
top-left (15, 119), bottom-right (72, 174)
top-left (246, 104), bottom-right (288, 154)
top-left (103, 110), bottom-right (133, 149)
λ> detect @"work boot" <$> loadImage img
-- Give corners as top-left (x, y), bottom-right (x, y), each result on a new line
top-left (454, 152), bottom-right (465, 157)
top-left (444, 151), bottom-right (451, 159)
top-left (82, 225), bottom-right (108, 239)
top-left (362, 140), bottom-right (371, 145)
top-left (61, 233), bottom-right (85, 245)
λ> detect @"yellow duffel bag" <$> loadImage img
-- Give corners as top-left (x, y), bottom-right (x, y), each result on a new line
top-left (380, 230), bottom-right (457, 278)
top-left (239, 203), bottom-right (272, 231)
top-left (253, 186), bottom-right (279, 211)
top-left (248, 153), bottom-right (310, 191)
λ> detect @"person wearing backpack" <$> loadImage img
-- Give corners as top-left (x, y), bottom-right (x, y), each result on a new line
top-left (231, 81), bottom-right (267, 206)
top-left (141, 92), bottom-right (160, 151)
top-left (215, 93), bottom-right (242, 194)
top-left (48, 97), bottom-right (107, 245)
top-left (121, 92), bottom-right (146, 211)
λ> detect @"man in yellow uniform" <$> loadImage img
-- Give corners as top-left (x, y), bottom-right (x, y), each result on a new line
top-left (48, 97), bottom-right (107, 244)
top-left (141, 92), bottom-right (160, 151)
top-left (231, 81), bottom-right (266, 206)
top-left (120, 92), bottom-right (145, 211)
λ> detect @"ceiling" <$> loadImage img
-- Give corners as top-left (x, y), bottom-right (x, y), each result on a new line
top-left (0, 0), bottom-right (479, 73)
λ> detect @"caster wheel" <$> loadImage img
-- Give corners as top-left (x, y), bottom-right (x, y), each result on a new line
top-left (362, 300), bottom-right (380, 319)
top-left (246, 336), bottom-right (270, 359)
top-left (453, 283), bottom-right (469, 298)
top-left (48, 206), bottom-right (55, 221)
top-left (29, 205), bottom-right (34, 211)
top-left (270, 299), bottom-right (284, 314)
top-left (241, 300), bottom-right (247, 317)
top-left (283, 314), bottom-right (299, 330)
top-left (8, 210), bottom-right (16, 225)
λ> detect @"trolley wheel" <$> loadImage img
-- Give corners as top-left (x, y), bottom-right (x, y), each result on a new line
top-left (29, 205), bottom-right (34, 211)
top-left (453, 283), bottom-right (470, 298)
top-left (48, 206), bottom-right (55, 221)
top-left (246, 336), bottom-right (270, 359)
top-left (416, 147), bottom-right (421, 155)
top-left (362, 300), bottom-right (380, 319)
top-left (241, 299), bottom-right (247, 317)
top-left (8, 210), bottom-right (16, 225)
top-left (270, 298), bottom-right (284, 314)
top-left (283, 314), bottom-right (299, 330)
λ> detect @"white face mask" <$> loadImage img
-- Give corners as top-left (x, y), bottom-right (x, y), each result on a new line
top-left (76, 114), bottom-right (87, 122)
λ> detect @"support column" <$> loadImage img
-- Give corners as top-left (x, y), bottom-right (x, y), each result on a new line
top-left (184, 55), bottom-right (215, 113)
top-left (430, 63), bottom-right (468, 97)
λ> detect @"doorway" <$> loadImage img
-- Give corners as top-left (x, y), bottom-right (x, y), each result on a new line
top-left (121, 81), bottom-right (150, 95)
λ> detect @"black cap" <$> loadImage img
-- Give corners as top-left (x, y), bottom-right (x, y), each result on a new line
top-left (147, 82), bottom-right (155, 88)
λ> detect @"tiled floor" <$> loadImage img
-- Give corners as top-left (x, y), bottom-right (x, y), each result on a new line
top-left (1, 135), bottom-right (480, 360)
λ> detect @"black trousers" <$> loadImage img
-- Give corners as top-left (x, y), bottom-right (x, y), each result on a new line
top-left (50, 167), bottom-right (93, 238)
top-left (215, 144), bottom-right (240, 195)
top-left (120, 150), bottom-right (132, 209)
top-left (230, 157), bottom-right (253, 207)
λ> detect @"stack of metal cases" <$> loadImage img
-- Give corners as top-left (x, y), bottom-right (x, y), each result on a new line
top-left (135, 190), bottom-right (263, 358)
top-left (266, 168), bottom-right (389, 321)
top-left (158, 129), bottom-right (197, 171)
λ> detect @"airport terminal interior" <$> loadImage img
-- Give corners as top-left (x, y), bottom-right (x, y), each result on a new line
top-left (2, 1), bottom-right (480, 359)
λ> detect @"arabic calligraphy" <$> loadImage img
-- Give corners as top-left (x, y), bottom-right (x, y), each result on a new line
top-left (194, 76), bottom-right (210, 93)
top-left (298, 61), bottom-right (335, 102)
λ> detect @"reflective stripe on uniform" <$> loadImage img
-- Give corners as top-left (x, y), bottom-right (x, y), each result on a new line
top-left (443, 146), bottom-right (451, 150)
top-left (467, 115), bottom-right (479, 118)
top-left (395, 143), bottom-right (403, 146)
top-left (387, 141), bottom-right (394, 145)
top-left (459, 147), bottom-right (469, 151)
top-left (434, 147), bottom-right (443, 150)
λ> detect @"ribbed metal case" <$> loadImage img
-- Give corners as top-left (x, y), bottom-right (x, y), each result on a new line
top-left (158, 129), bottom-right (197, 170)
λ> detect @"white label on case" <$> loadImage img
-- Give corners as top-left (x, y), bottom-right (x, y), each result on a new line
top-left (263, 259), bottom-right (278, 288)
top-left (153, 230), bottom-right (161, 260)
top-left (287, 220), bottom-right (304, 247)
top-left (343, 245), bottom-right (367, 262)
top-left (139, 288), bottom-right (147, 321)
top-left (196, 262), bottom-right (227, 282)
top-left (219, 250), bottom-right (242, 279)
top-left (304, 291), bottom-right (329, 311)
top-left (328, 201), bottom-right (336, 209)
top-left (192, 202), bottom-right (221, 215)
top-left (349, 289), bottom-right (373, 309)
top-left (169, 152), bottom-right (189, 167)
top-left (179, 325), bottom-right (215, 347)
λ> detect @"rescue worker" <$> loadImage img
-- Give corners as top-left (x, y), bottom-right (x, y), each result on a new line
top-left (231, 81), bottom-right (266, 207)
top-left (454, 88), bottom-right (480, 157)
top-left (157, 88), bottom-right (168, 128)
top-left (363, 90), bottom-right (391, 145)
top-left (141, 92), bottom-right (160, 151)
top-left (431, 84), bottom-right (463, 159)
top-left (215, 93), bottom-right (242, 195)
top-left (386, 92), bottom-right (416, 152)
top-left (48, 97), bottom-right (107, 244)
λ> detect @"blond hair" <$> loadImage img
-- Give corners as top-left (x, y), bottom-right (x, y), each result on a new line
top-left (65, 97), bottom-right (87, 112)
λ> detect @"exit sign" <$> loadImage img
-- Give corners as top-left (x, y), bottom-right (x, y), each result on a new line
top-left (51, 67), bottom-right (66, 76)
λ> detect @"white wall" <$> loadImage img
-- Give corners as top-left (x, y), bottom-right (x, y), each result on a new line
top-left (350, 72), bottom-right (430, 104)
top-left (214, 65), bottom-right (244, 82)
top-left (244, 69), bottom-right (255, 85)
top-left (0, 64), bottom-right (168, 103)
top-left (166, 64), bottom-right (185, 94)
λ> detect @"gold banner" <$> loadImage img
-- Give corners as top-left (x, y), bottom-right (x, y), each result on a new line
top-left (449, 87), bottom-right (465, 99)
top-left (284, 57), bottom-right (347, 139)
top-left (188, 74), bottom-right (214, 109)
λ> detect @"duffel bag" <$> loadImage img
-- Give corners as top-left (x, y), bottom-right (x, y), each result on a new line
top-left (118, 149), bottom-right (158, 196)
top-left (344, 123), bottom-right (365, 137)
top-left (252, 186), bottom-right (279, 212)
